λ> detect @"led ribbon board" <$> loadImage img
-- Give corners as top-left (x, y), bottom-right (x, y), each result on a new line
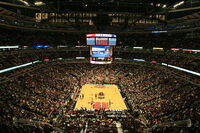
top-left (86, 34), bottom-right (117, 38)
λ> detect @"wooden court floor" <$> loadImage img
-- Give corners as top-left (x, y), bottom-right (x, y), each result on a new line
top-left (74, 84), bottom-right (127, 110)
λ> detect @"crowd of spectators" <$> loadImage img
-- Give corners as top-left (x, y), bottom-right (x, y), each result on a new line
top-left (1, 27), bottom-right (200, 74)
top-left (117, 51), bottom-right (200, 73)
top-left (119, 65), bottom-right (200, 125)
top-left (0, 28), bottom-right (83, 47)
top-left (1, 48), bottom-right (199, 77)
top-left (1, 62), bottom-right (200, 132)
top-left (118, 32), bottom-right (200, 49)
top-left (1, 27), bottom-right (200, 49)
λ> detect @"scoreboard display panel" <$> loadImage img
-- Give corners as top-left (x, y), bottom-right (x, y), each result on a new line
top-left (96, 38), bottom-right (108, 45)
top-left (87, 34), bottom-right (116, 64)
top-left (86, 34), bottom-right (116, 46)
top-left (86, 38), bottom-right (95, 45)
top-left (91, 46), bottom-right (113, 58)
top-left (109, 38), bottom-right (117, 45)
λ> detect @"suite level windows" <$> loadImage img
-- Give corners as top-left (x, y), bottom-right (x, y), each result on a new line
top-left (35, 13), bottom-right (165, 25)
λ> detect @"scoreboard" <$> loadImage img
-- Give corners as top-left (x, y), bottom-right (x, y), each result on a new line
top-left (86, 34), bottom-right (117, 46)
top-left (96, 38), bottom-right (108, 45)
top-left (86, 34), bottom-right (116, 64)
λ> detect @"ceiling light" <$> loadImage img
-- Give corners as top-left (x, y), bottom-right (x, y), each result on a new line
top-left (173, 1), bottom-right (184, 8)
top-left (18, 0), bottom-right (30, 6)
top-left (157, 3), bottom-right (161, 7)
top-left (34, 1), bottom-right (45, 6)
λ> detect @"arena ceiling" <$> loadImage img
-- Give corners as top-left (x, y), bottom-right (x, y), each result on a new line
top-left (35, 0), bottom-right (181, 12)
top-left (1, 0), bottom-right (200, 20)
top-left (1, 0), bottom-right (189, 13)
top-left (0, 0), bottom-right (200, 33)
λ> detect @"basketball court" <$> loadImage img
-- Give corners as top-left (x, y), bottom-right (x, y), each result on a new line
top-left (74, 84), bottom-right (127, 110)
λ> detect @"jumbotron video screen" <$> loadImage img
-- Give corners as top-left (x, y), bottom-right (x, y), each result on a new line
top-left (86, 34), bottom-right (116, 64)
top-left (91, 46), bottom-right (113, 58)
